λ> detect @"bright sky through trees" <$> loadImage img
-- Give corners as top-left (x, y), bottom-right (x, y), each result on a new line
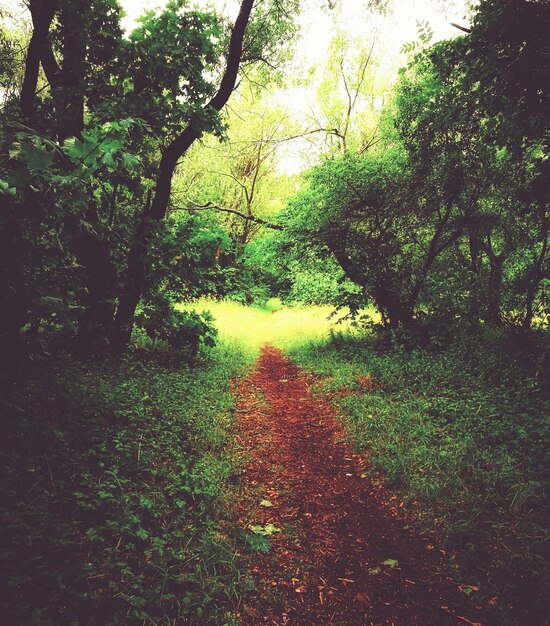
top-left (117, 0), bottom-right (471, 61)
top-left (0, 0), bottom-right (470, 175)
top-left (114, 0), bottom-right (471, 173)
top-left (0, 0), bottom-right (471, 64)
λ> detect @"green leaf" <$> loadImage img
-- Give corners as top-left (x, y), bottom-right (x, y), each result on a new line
top-left (15, 139), bottom-right (55, 171)
top-left (242, 532), bottom-right (271, 553)
top-left (122, 152), bottom-right (140, 170)
top-left (8, 142), bottom-right (20, 159)
top-left (0, 179), bottom-right (16, 196)
top-left (102, 151), bottom-right (116, 167)
top-left (119, 117), bottom-right (136, 128)
top-left (249, 523), bottom-right (281, 536)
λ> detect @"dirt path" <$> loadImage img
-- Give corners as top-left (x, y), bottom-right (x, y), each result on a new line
top-left (233, 345), bottom-right (484, 626)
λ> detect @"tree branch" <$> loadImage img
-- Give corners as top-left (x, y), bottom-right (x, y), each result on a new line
top-left (148, 0), bottom-right (255, 222)
top-left (178, 200), bottom-right (283, 231)
top-left (451, 23), bottom-right (471, 34)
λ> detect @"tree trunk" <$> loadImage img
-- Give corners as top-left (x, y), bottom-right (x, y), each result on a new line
top-left (20, 0), bottom-right (57, 123)
top-left (466, 224), bottom-right (483, 325)
top-left (71, 206), bottom-right (119, 352)
top-left (522, 216), bottom-right (548, 331)
top-left (57, 0), bottom-right (86, 142)
top-left (328, 233), bottom-right (415, 331)
top-left (486, 253), bottom-right (504, 327)
top-left (373, 282), bottom-right (415, 331)
top-left (522, 281), bottom-right (538, 331)
top-left (113, 0), bottom-right (255, 348)
top-left (522, 270), bottom-right (548, 331)
top-left (0, 207), bottom-right (28, 397)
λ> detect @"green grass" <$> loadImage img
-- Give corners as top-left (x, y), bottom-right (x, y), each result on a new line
top-left (177, 298), bottom-right (363, 353)
top-left (1, 300), bottom-right (357, 625)
top-left (1, 342), bottom-right (254, 625)
top-left (288, 330), bottom-right (550, 625)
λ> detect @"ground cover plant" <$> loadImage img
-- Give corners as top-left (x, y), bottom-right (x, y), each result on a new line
top-left (289, 329), bottom-right (550, 624)
top-left (0, 303), bottom-right (353, 625)
top-left (1, 342), bottom-right (253, 624)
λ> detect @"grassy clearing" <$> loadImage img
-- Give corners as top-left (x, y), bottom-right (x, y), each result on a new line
top-left (177, 298), bottom-right (360, 353)
top-left (288, 330), bottom-right (550, 625)
top-left (1, 343), bottom-right (253, 625)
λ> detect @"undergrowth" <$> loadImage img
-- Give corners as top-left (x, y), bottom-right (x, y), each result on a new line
top-left (289, 329), bottom-right (550, 625)
top-left (0, 342), bottom-right (253, 625)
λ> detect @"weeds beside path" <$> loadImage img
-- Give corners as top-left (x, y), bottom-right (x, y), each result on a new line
top-left (233, 345), bottom-right (483, 625)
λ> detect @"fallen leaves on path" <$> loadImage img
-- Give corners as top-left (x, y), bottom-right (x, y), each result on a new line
top-left (233, 345), bottom-right (484, 626)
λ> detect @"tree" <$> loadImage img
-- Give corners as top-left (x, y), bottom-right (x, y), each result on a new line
top-left (112, 0), bottom-right (257, 345)
top-left (1, 0), bottom-right (299, 372)
top-left (404, 1), bottom-right (549, 328)
top-left (282, 0), bottom-right (549, 334)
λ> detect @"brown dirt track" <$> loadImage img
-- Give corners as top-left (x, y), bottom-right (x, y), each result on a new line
top-left (232, 345), bottom-right (485, 626)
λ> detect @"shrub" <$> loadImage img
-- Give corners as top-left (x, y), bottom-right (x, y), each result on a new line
top-left (135, 296), bottom-right (217, 356)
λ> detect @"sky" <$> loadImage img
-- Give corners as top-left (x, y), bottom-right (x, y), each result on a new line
top-left (0, 0), bottom-right (464, 61)
top-left (118, 0), bottom-right (471, 175)
top-left (1, 0), bottom-right (471, 74)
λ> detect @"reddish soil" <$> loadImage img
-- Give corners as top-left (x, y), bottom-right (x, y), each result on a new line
top-left (233, 345), bottom-right (485, 626)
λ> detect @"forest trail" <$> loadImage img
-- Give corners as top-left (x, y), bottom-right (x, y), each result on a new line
top-left (233, 345), bottom-right (483, 626)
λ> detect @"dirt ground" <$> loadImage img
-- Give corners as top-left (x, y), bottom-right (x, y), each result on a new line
top-left (232, 345), bottom-right (485, 626)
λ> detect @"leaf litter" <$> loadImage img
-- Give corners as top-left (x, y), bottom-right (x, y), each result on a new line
top-left (233, 345), bottom-right (484, 625)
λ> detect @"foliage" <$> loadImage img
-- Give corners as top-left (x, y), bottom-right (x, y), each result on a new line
top-left (120, 2), bottom-right (222, 137)
top-left (0, 342), bottom-right (253, 624)
top-left (1, 0), bottom-right (299, 370)
top-left (171, 94), bottom-right (303, 305)
top-left (146, 210), bottom-right (229, 300)
top-left (0, 3), bottom-right (28, 108)
top-left (0, 115), bottom-right (141, 379)
top-left (280, 0), bottom-right (549, 334)
top-left (136, 296), bottom-right (217, 356)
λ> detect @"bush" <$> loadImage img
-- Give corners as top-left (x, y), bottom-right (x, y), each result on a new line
top-left (135, 296), bottom-right (217, 357)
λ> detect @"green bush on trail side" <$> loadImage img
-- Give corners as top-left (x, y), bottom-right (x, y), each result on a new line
top-left (0, 343), bottom-right (253, 625)
top-left (289, 329), bottom-right (550, 625)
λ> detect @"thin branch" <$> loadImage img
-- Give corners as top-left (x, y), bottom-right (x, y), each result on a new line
top-left (177, 200), bottom-right (283, 230)
top-left (352, 40), bottom-right (375, 112)
top-left (451, 23), bottom-right (471, 34)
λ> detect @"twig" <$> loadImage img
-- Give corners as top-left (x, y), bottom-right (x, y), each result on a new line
top-left (44, 453), bottom-right (59, 500)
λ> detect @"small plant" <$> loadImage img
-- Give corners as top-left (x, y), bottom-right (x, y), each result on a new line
top-left (1, 339), bottom-right (253, 624)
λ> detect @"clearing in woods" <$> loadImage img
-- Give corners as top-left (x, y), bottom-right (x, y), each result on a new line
top-left (233, 344), bottom-right (484, 626)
